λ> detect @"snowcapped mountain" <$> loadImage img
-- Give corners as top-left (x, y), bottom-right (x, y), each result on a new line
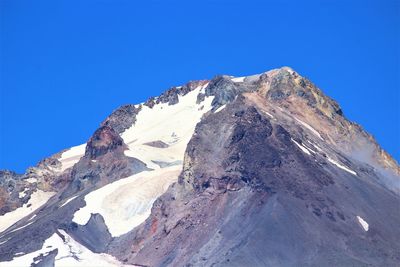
top-left (0, 67), bottom-right (399, 266)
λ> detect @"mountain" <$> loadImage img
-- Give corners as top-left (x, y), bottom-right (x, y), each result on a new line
top-left (0, 67), bottom-right (399, 267)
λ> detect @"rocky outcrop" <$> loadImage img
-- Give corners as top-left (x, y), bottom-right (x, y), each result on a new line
top-left (144, 80), bottom-right (209, 108)
top-left (101, 104), bottom-right (141, 134)
top-left (258, 67), bottom-right (343, 119)
top-left (84, 126), bottom-right (124, 160)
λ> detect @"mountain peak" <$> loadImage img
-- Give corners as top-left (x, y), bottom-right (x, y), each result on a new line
top-left (1, 67), bottom-right (398, 267)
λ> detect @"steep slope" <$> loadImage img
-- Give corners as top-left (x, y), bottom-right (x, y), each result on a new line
top-left (109, 96), bottom-right (399, 266)
top-left (0, 67), bottom-right (399, 267)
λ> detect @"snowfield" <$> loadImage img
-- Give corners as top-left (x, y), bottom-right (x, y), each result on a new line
top-left (0, 190), bottom-right (55, 234)
top-left (73, 86), bottom-right (214, 237)
top-left (121, 85), bottom-right (213, 169)
top-left (58, 144), bottom-right (87, 172)
top-left (73, 166), bottom-right (181, 237)
top-left (1, 230), bottom-right (135, 267)
top-left (231, 76), bottom-right (245, 83)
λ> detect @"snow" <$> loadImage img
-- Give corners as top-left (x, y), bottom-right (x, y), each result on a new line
top-left (0, 238), bottom-right (10, 246)
top-left (291, 138), bottom-right (312, 155)
top-left (0, 190), bottom-right (55, 233)
top-left (73, 166), bottom-right (181, 237)
top-left (59, 144), bottom-right (87, 172)
top-left (263, 111), bottom-right (274, 118)
top-left (72, 87), bottom-right (214, 237)
top-left (7, 221), bottom-right (34, 234)
top-left (214, 105), bottom-right (226, 113)
top-left (60, 195), bottom-right (79, 208)
top-left (327, 157), bottom-right (357, 176)
top-left (199, 83), bottom-right (209, 94)
top-left (307, 140), bottom-right (323, 152)
top-left (294, 117), bottom-right (323, 140)
top-left (0, 230), bottom-right (134, 267)
top-left (231, 76), bottom-right (245, 83)
top-left (18, 188), bottom-right (29, 199)
top-left (25, 178), bottom-right (37, 184)
top-left (357, 216), bottom-right (369, 231)
top-left (121, 86), bottom-right (213, 169)
top-left (302, 143), bottom-right (316, 154)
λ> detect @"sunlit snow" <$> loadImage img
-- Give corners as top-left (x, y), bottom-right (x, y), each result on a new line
top-left (291, 138), bottom-right (312, 155)
top-left (60, 195), bottom-right (79, 208)
top-left (294, 117), bottom-right (323, 140)
top-left (327, 157), bottom-right (357, 176)
top-left (58, 144), bottom-right (87, 172)
top-left (73, 87), bottom-right (214, 237)
top-left (214, 105), bottom-right (226, 113)
top-left (231, 76), bottom-right (245, 83)
top-left (121, 86), bottom-right (213, 169)
top-left (0, 190), bottom-right (55, 233)
top-left (1, 230), bottom-right (134, 267)
top-left (357, 216), bottom-right (369, 231)
top-left (73, 166), bottom-right (181, 237)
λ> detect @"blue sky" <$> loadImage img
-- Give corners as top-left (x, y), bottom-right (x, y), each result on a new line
top-left (1, 0), bottom-right (399, 173)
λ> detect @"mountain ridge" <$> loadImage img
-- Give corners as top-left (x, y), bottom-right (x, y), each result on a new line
top-left (0, 67), bottom-right (399, 267)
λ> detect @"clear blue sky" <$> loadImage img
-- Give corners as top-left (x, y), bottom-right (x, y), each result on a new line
top-left (1, 0), bottom-right (399, 173)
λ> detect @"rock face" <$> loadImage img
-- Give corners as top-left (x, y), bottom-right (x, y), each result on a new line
top-left (0, 67), bottom-right (399, 267)
top-left (108, 95), bottom-right (400, 267)
top-left (85, 126), bottom-right (124, 159)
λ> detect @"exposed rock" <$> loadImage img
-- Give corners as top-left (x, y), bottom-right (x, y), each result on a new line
top-left (1, 66), bottom-right (399, 267)
top-left (108, 96), bottom-right (400, 267)
top-left (101, 104), bottom-right (141, 134)
top-left (64, 213), bottom-right (112, 253)
top-left (143, 140), bottom-right (169, 148)
top-left (84, 126), bottom-right (124, 160)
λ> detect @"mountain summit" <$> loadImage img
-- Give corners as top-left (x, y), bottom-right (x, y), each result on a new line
top-left (0, 67), bottom-right (399, 267)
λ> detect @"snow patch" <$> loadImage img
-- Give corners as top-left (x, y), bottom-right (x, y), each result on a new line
top-left (0, 230), bottom-right (134, 267)
top-left (294, 117), bottom-right (323, 140)
top-left (25, 178), bottom-right (37, 184)
top-left (73, 165), bottom-right (181, 237)
top-left (0, 190), bottom-right (55, 233)
top-left (0, 238), bottom-right (10, 246)
top-left (59, 144), bottom-right (86, 172)
top-left (291, 138), bottom-right (312, 155)
top-left (60, 195), bottom-right (79, 208)
top-left (18, 188), bottom-right (29, 199)
top-left (7, 221), bottom-right (34, 234)
top-left (357, 216), bottom-right (369, 231)
top-left (231, 76), bottom-right (245, 83)
top-left (214, 105), bottom-right (226, 113)
top-left (327, 157), bottom-right (357, 176)
top-left (263, 111), bottom-right (274, 118)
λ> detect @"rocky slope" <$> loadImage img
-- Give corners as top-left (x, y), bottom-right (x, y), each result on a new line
top-left (0, 67), bottom-right (399, 267)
